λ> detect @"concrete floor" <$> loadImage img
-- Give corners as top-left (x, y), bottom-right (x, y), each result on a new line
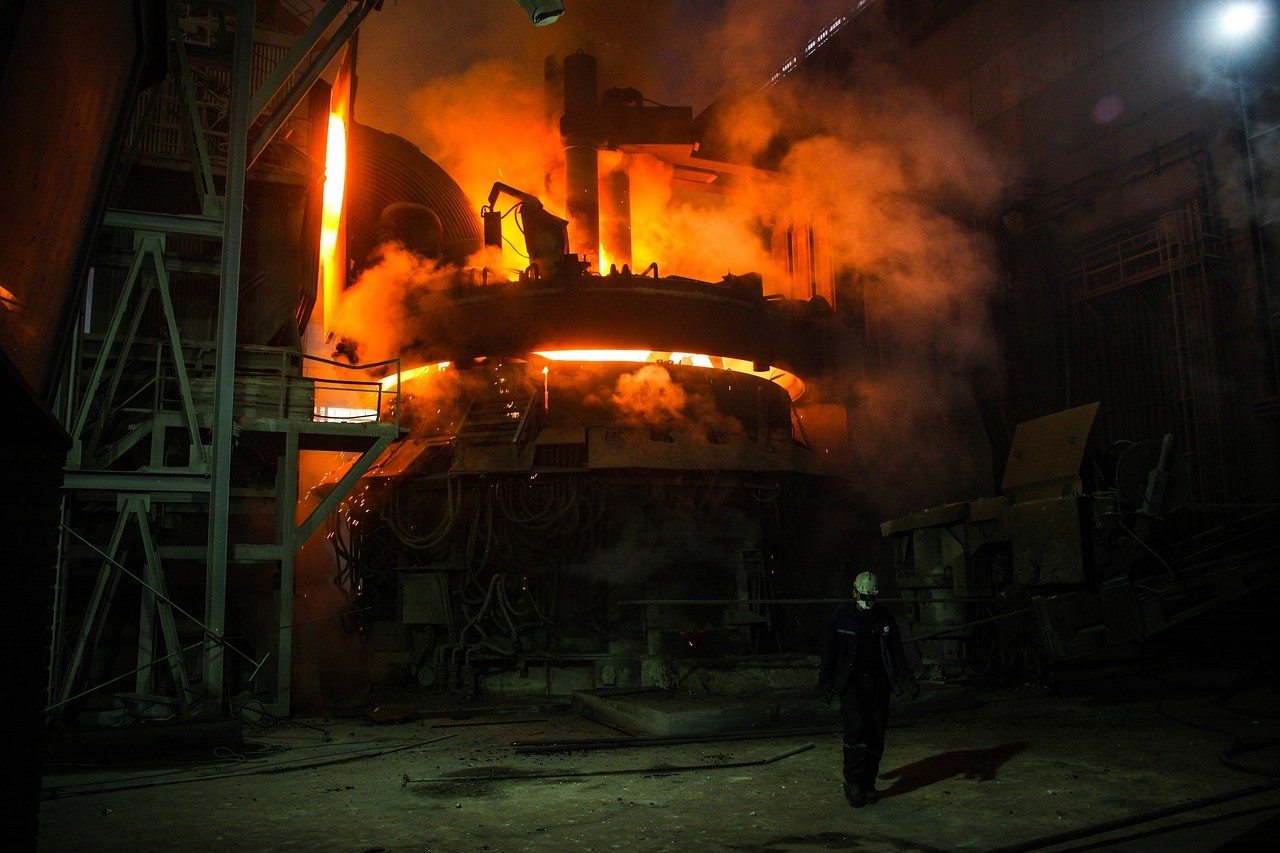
top-left (37, 662), bottom-right (1280, 852)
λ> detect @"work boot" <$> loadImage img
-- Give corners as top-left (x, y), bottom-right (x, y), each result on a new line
top-left (863, 784), bottom-right (879, 805)
top-left (843, 782), bottom-right (866, 808)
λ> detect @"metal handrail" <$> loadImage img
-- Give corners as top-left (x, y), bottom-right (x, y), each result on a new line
top-left (511, 390), bottom-right (544, 448)
top-left (296, 351), bottom-right (401, 428)
top-left (77, 336), bottom-right (403, 428)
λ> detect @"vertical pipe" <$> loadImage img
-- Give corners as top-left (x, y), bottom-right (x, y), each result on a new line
top-left (275, 428), bottom-right (300, 715)
top-left (601, 160), bottom-right (632, 269)
top-left (562, 51), bottom-right (596, 125)
top-left (205, 0), bottom-right (256, 713)
top-left (543, 53), bottom-right (563, 126)
top-left (1235, 62), bottom-right (1280, 396)
top-left (563, 52), bottom-right (599, 264)
top-left (565, 145), bottom-right (599, 262)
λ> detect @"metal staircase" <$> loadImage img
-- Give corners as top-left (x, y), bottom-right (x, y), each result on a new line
top-left (456, 372), bottom-right (542, 449)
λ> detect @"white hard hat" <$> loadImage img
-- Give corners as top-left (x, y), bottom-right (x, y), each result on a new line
top-left (854, 571), bottom-right (879, 596)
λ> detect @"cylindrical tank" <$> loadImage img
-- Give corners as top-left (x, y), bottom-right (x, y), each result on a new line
top-left (562, 52), bottom-right (599, 264)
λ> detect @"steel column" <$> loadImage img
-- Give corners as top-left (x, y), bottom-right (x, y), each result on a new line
top-left (247, 1), bottom-right (377, 169)
top-left (131, 497), bottom-right (194, 709)
top-left (204, 0), bottom-right (256, 712)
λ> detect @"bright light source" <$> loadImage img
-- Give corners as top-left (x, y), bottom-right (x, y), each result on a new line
top-left (511, 0), bottom-right (564, 26)
top-left (319, 114), bottom-right (347, 256)
top-left (1219, 1), bottom-right (1266, 39)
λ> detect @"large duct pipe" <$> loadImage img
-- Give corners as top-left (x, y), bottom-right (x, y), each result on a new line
top-left (563, 51), bottom-right (599, 265)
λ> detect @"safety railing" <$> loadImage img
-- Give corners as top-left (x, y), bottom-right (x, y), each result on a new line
top-left (233, 346), bottom-right (401, 428)
top-left (1068, 209), bottom-right (1228, 302)
top-left (307, 353), bottom-right (401, 428)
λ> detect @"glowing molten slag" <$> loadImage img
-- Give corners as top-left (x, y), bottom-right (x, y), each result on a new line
top-left (377, 354), bottom-right (804, 399)
top-left (536, 349), bottom-right (650, 363)
top-left (534, 350), bottom-right (804, 399)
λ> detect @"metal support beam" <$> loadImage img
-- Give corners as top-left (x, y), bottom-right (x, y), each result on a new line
top-left (204, 0), bottom-right (256, 712)
top-left (63, 470), bottom-right (212, 495)
top-left (247, 0), bottom-right (377, 169)
top-left (71, 234), bottom-right (207, 470)
top-left (56, 497), bottom-right (195, 714)
top-left (56, 510), bottom-right (131, 707)
top-left (248, 0), bottom-right (348, 121)
top-left (172, 6), bottom-right (223, 217)
top-left (148, 238), bottom-right (209, 467)
top-left (102, 209), bottom-right (225, 238)
top-left (54, 517), bottom-right (268, 717)
top-left (273, 429), bottom-right (300, 715)
top-left (293, 429), bottom-right (396, 547)
top-left (70, 244), bottom-right (148, 449)
top-left (130, 497), bottom-right (195, 710)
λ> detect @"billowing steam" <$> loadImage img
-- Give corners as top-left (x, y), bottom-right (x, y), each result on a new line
top-left (599, 363), bottom-right (746, 436)
top-left (610, 364), bottom-right (686, 424)
top-left (404, 60), bottom-right (566, 220)
top-left (342, 3), bottom-right (1012, 516)
top-left (329, 242), bottom-right (442, 364)
top-left (725, 72), bottom-right (1010, 513)
top-left (329, 242), bottom-right (503, 365)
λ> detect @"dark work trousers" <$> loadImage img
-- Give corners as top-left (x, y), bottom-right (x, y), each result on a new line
top-left (840, 672), bottom-right (891, 789)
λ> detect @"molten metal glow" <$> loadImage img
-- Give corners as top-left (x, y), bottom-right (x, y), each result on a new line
top-left (670, 352), bottom-right (715, 368)
top-left (320, 113), bottom-right (348, 338)
top-left (314, 405), bottom-right (378, 422)
top-left (379, 361), bottom-right (451, 390)
top-left (534, 350), bottom-right (805, 399)
top-left (384, 355), bottom-right (805, 399)
top-left (320, 114), bottom-right (347, 255)
top-left (536, 349), bottom-right (651, 362)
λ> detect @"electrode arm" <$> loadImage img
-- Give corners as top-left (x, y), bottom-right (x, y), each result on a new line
top-left (487, 182), bottom-right (544, 212)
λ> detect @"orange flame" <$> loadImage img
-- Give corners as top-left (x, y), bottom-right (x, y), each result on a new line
top-left (320, 115), bottom-right (347, 253)
top-left (320, 113), bottom-right (348, 336)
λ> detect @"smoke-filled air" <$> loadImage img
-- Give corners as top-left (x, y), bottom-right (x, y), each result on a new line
top-left (340, 1), bottom-right (1013, 515)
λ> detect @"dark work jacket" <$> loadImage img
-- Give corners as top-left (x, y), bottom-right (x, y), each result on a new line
top-left (817, 603), bottom-right (912, 696)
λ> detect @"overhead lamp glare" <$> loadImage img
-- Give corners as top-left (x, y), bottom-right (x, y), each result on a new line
top-left (1220, 1), bottom-right (1264, 38)
top-left (511, 0), bottom-right (564, 26)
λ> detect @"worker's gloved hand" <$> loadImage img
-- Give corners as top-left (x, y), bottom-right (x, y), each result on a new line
top-left (817, 686), bottom-right (834, 705)
top-left (906, 678), bottom-right (921, 701)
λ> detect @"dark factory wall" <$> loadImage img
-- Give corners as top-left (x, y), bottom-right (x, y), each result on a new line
top-left (0, 0), bottom-right (164, 397)
top-left (0, 3), bottom-right (162, 848)
top-left (0, 351), bottom-right (69, 850)
top-left (801, 0), bottom-right (1280, 506)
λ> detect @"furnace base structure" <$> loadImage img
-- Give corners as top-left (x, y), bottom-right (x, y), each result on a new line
top-left (326, 352), bottom-right (868, 698)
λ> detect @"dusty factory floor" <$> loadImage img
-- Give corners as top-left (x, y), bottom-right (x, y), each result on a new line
top-left (37, 660), bottom-right (1280, 852)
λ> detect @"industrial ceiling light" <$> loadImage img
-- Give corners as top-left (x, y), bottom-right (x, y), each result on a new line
top-left (1218, 1), bottom-right (1267, 39)
top-left (511, 0), bottom-right (564, 26)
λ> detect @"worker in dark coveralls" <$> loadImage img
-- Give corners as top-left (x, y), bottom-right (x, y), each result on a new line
top-left (817, 571), bottom-right (919, 807)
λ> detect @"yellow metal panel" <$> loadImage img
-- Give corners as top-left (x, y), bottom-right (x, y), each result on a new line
top-left (1001, 402), bottom-right (1099, 492)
